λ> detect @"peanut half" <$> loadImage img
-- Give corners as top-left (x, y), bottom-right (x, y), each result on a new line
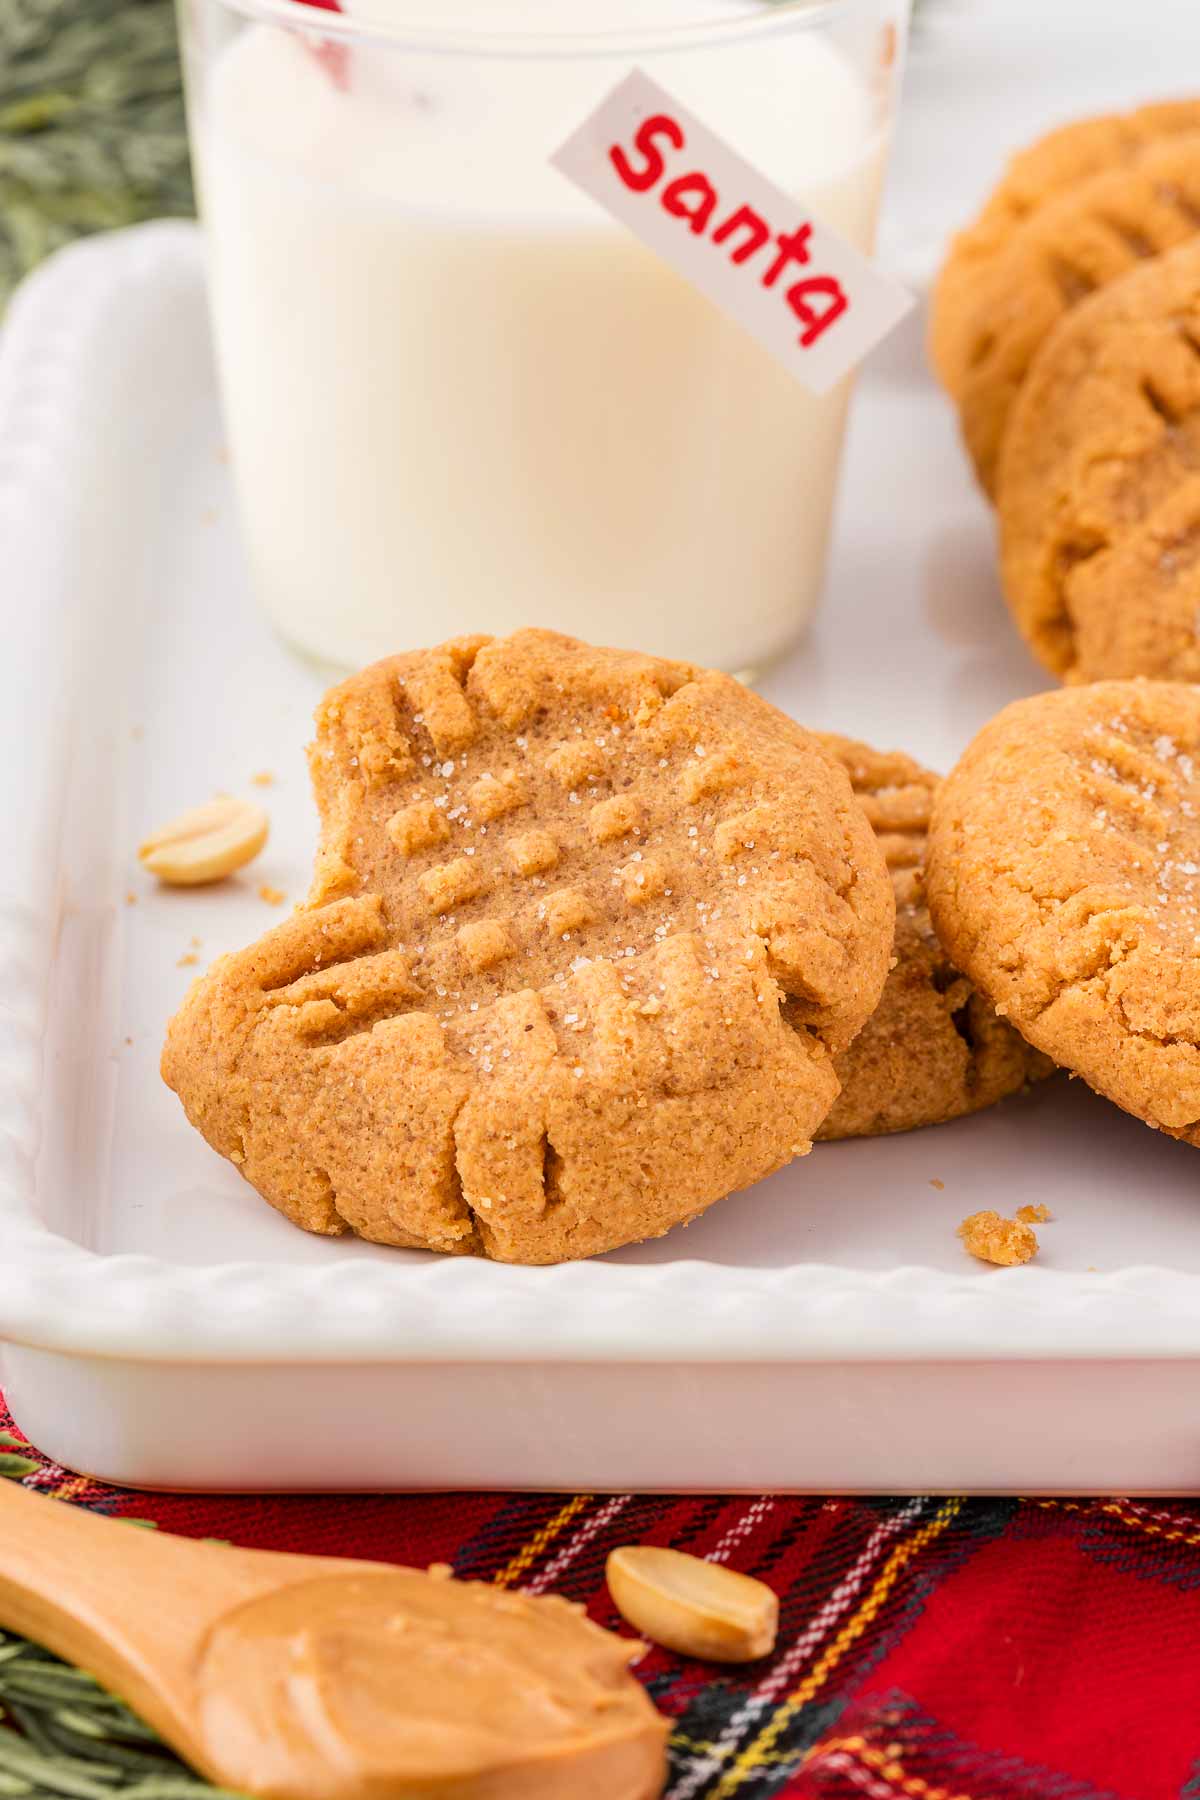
top-left (606, 1546), bottom-right (778, 1664)
top-left (138, 796), bottom-right (269, 887)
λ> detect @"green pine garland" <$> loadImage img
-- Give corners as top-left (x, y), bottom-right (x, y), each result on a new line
top-left (0, 1632), bottom-right (240, 1800)
top-left (0, 0), bottom-right (195, 309)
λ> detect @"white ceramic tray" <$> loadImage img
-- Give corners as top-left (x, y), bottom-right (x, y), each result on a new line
top-left (4, 217), bottom-right (1200, 1494)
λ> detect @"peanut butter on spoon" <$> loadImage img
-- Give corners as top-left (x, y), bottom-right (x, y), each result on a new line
top-left (0, 1481), bottom-right (667, 1800)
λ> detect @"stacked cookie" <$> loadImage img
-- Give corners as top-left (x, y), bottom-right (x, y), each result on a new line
top-left (932, 99), bottom-right (1200, 684)
top-left (815, 735), bottom-right (1051, 1141)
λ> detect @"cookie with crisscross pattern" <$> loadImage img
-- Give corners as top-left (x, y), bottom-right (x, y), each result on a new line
top-left (163, 630), bottom-right (894, 1261)
top-left (926, 681), bottom-right (1200, 1143)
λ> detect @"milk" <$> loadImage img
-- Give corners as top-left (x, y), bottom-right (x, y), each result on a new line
top-left (197, 4), bottom-right (889, 671)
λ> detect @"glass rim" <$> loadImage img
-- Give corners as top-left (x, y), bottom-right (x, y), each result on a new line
top-left (205, 0), bottom-right (892, 59)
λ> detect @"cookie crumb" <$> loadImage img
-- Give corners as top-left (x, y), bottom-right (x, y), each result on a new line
top-left (251, 771), bottom-right (275, 787)
top-left (177, 952), bottom-right (199, 967)
top-left (258, 884), bottom-right (286, 906)
top-left (125, 891), bottom-right (137, 906)
top-left (930, 1177), bottom-right (945, 1191)
top-left (1016, 1202), bottom-right (1052, 1224)
top-left (958, 1209), bottom-right (1038, 1267)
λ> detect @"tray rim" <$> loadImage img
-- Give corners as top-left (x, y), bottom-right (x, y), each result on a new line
top-left (3, 220), bottom-right (1200, 1368)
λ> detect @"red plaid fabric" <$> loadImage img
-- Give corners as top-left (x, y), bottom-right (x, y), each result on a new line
top-left (5, 1394), bottom-right (1200, 1799)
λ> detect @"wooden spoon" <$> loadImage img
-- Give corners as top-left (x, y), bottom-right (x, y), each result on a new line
top-left (0, 1478), bottom-right (667, 1800)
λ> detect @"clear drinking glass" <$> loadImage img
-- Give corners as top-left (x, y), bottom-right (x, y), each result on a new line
top-left (178, 0), bottom-right (908, 672)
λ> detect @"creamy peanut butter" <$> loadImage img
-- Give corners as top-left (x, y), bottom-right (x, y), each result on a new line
top-left (195, 1567), bottom-right (667, 1800)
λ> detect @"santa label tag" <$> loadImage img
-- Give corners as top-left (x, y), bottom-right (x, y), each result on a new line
top-left (552, 69), bottom-right (913, 396)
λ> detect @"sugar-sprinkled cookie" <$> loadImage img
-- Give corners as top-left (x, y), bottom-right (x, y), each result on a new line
top-left (815, 734), bottom-right (1051, 1141)
top-left (163, 631), bottom-right (894, 1262)
top-left (926, 681), bottom-right (1200, 1145)
top-left (930, 101), bottom-right (1200, 495)
top-left (999, 238), bottom-right (1200, 683)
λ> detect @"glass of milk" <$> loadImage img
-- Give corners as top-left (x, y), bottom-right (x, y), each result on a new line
top-left (180, 0), bottom-right (908, 672)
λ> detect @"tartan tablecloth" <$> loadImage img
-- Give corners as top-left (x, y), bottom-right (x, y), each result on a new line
top-left (6, 1395), bottom-right (1200, 1800)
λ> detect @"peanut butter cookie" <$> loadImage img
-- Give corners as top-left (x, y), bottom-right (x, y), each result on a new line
top-left (931, 102), bottom-right (1200, 495)
top-left (926, 681), bottom-right (1200, 1145)
top-left (999, 238), bottom-right (1200, 683)
top-left (163, 631), bottom-right (894, 1262)
top-left (815, 734), bottom-right (1051, 1140)
top-left (931, 100), bottom-right (1200, 395)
